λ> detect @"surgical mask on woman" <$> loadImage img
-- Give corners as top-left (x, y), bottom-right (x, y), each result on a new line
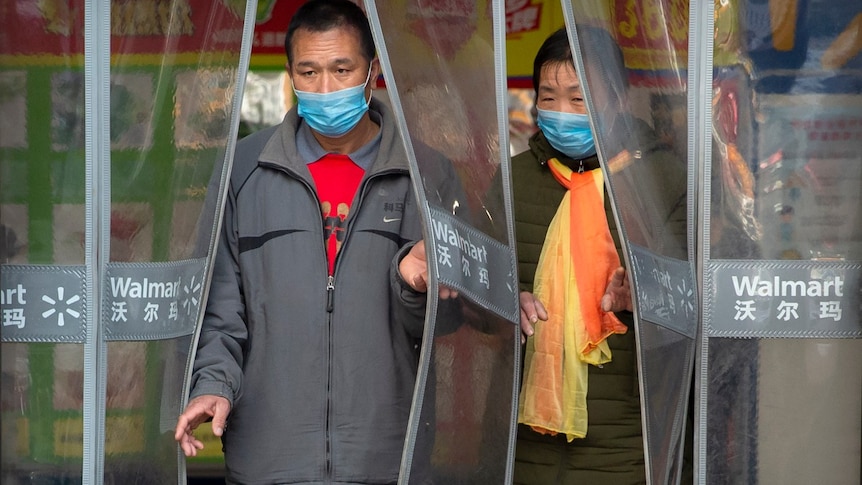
top-left (293, 66), bottom-right (372, 137)
top-left (536, 108), bottom-right (596, 159)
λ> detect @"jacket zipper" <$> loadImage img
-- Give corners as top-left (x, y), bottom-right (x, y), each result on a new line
top-left (321, 172), bottom-right (387, 480)
top-left (325, 274), bottom-right (334, 477)
top-left (326, 275), bottom-right (335, 313)
top-left (272, 164), bottom-right (336, 479)
top-left (325, 207), bottom-right (334, 478)
top-left (262, 162), bottom-right (405, 480)
top-left (323, 167), bottom-right (403, 316)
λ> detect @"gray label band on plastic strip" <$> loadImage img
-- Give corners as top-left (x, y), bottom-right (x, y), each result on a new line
top-left (1, 258), bottom-right (206, 343)
top-left (705, 260), bottom-right (862, 338)
top-left (1, 265), bottom-right (88, 343)
top-left (630, 244), bottom-right (698, 338)
top-left (103, 258), bottom-right (206, 340)
top-left (428, 206), bottom-right (519, 324)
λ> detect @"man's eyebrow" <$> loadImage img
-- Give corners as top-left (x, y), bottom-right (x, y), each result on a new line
top-left (295, 58), bottom-right (357, 69)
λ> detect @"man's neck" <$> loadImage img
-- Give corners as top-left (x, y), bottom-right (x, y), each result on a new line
top-left (312, 114), bottom-right (380, 154)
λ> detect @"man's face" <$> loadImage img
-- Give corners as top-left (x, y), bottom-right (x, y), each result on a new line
top-left (536, 62), bottom-right (586, 115)
top-left (288, 27), bottom-right (379, 96)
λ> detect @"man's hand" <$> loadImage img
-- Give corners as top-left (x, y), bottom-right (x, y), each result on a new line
top-left (601, 267), bottom-right (633, 313)
top-left (519, 291), bottom-right (548, 344)
top-left (398, 240), bottom-right (458, 299)
top-left (174, 395), bottom-right (231, 457)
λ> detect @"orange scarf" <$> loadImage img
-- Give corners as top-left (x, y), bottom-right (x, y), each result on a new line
top-left (518, 158), bottom-right (628, 441)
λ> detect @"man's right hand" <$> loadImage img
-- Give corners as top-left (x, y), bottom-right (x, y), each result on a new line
top-left (398, 240), bottom-right (458, 299)
top-left (174, 395), bottom-right (231, 457)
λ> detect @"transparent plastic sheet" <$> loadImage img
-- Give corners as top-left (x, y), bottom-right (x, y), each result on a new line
top-left (704, 0), bottom-right (862, 483)
top-left (106, 2), bottom-right (250, 482)
top-left (1, 1), bottom-right (252, 483)
top-left (705, 339), bottom-right (862, 483)
top-left (1, 3), bottom-right (88, 481)
top-left (366, 1), bottom-right (520, 483)
top-left (562, 1), bottom-right (696, 483)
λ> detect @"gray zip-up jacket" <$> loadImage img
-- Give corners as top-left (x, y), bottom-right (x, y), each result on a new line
top-left (189, 99), bottom-right (433, 484)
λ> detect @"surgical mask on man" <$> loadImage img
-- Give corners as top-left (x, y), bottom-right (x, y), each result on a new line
top-left (536, 108), bottom-right (596, 159)
top-left (293, 66), bottom-right (372, 137)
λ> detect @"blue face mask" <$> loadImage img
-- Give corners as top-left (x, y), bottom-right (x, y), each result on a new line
top-left (536, 108), bottom-right (596, 159)
top-left (294, 67), bottom-right (372, 138)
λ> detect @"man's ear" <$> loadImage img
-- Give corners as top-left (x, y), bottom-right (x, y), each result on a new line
top-left (370, 58), bottom-right (382, 88)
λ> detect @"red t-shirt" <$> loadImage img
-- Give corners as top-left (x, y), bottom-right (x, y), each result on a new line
top-left (308, 154), bottom-right (365, 275)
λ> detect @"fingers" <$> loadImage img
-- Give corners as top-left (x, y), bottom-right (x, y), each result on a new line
top-left (180, 433), bottom-right (205, 457)
top-left (519, 291), bottom-right (547, 324)
top-left (399, 241), bottom-right (429, 293)
top-left (411, 273), bottom-right (428, 293)
top-left (602, 267), bottom-right (633, 313)
top-left (519, 308), bottom-right (536, 338)
top-left (600, 293), bottom-right (614, 312)
top-left (174, 409), bottom-right (197, 443)
top-left (533, 298), bottom-right (548, 321)
top-left (439, 285), bottom-right (459, 300)
top-left (411, 240), bottom-right (426, 258)
top-left (211, 398), bottom-right (230, 437)
top-left (519, 291), bottom-right (537, 322)
top-left (608, 267), bottom-right (626, 287)
top-left (519, 291), bottom-right (547, 342)
top-left (175, 411), bottom-right (203, 457)
top-left (519, 313), bottom-right (534, 344)
top-left (175, 395), bottom-right (232, 456)
top-left (519, 313), bottom-right (536, 339)
top-left (399, 240), bottom-right (460, 298)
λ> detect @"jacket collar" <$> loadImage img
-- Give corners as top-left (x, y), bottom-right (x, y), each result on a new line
top-left (529, 116), bottom-right (667, 174)
top-left (528, 129), bottom-right (601, 172)
top-left (258, 97), bottom-right (409, 176)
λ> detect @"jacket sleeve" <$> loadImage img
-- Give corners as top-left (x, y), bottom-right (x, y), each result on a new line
top-left (390, 241), bottom-right (428, 339)
top-left (393, 144), bottom-right (476, 338)
top-left (188, 185), bottom-right (247, 408)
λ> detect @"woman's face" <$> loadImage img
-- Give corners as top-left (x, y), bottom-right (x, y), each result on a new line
top-left (536, 62), bottom-right (586, 115)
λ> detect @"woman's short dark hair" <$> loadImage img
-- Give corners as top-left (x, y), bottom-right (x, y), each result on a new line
top-left (531, 27), bottom-right (573, 99)
top-left (284, 0), bottom-right (376, 66)
top-left (532, 25), bottom-right (629, 106)
top-left (576, 24), bottom-right (629, 100)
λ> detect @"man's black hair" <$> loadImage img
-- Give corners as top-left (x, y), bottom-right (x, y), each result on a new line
top-left (284, 0), bottom-right (376, 66)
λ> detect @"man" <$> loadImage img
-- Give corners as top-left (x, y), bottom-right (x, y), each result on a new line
top-left (174, 1), bottom-right (443, 483)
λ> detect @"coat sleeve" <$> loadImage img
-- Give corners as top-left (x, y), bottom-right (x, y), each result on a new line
top-left (390, 240), bottom-right (427, 339)
top-left (390, 144), bottom-right (474, 339)
top-left (188, 185), bottom-right (247, 407)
